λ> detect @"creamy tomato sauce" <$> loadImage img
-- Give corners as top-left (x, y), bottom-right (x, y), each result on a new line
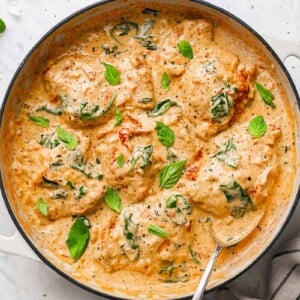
top-left (0, 3), bottom-right (297, 299)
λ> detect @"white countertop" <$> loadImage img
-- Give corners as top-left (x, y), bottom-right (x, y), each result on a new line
top-left (0, 0), bottom-right (299, 299)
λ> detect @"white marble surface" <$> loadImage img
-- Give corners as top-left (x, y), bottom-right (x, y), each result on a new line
top-left (0, 0), bottom-right (299, 299)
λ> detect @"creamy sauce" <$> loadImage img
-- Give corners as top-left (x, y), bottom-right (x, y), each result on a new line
top-left (0, 3), bottom-right (297, 299)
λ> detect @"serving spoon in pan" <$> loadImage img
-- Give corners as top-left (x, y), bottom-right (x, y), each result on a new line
top-left (192, 208), bottom-right (265, 300)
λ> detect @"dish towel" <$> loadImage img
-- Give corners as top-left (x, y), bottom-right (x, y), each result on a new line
top-left (204, 236), bottom-right (300, 300)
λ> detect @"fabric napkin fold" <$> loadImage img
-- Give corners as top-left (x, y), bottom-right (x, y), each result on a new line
top-left (204, 236), bottom-right (300, 300)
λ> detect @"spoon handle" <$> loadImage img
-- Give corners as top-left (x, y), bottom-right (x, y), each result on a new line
top-left (192, 245), bottom-right (223, 300)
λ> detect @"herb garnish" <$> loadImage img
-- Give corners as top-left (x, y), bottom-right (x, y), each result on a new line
top-left (28, 115), bottom-right (49, 127)
top-left (130, 145), bottom-right (153, 170)
top-left (188, 245), bottom-right (200, 265)
top-left (161, 72), bottom-right (171, 90)
top-left (159, 160), bottom-right (186, 189)
top-left (110, 21), bottom-right (138, 45)
top-left (256, 83), bottom-right (275, 108)
top-left (178, 40), bottom-right (193, 60)
top-left (115, 107), bottom-right (122, 126)
top-left (104, 63), bottom-right (120, 86)
top-left (117, 153), bottom-right (125, 167)
top-left (211, 92), bottom-right (232, 119)
top-left (165, 194), bottom-right (192, 225)
top-left (148, 99), bottom-right (176, 117)
top-left (104, 187), bottom-right (122, 213)
top-left (220, 180), bottom-right (255, 218)
top-left (122, 213), bottom-right (139, 261)
top-left (0, 18), bottom-right (6, 33)
top-left (66, 217), bottom-right (91, 260)
top-left (37, 198), bottom-right (48, 216)
top-left (211, 139), bottom-right (238, 168)
top-left (148, 224), bottom-right (169, 239)
top-left (248, 115), bottom-right (267, 138)
top-left (56, 126), bottom-right (77, 150)
top-left (156, 121), bottom-right (175, 148)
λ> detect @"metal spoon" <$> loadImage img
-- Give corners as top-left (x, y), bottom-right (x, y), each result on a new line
top-left (192, 209), bottom-right (265, 300)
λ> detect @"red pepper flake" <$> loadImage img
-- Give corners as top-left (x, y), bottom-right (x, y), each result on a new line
top-left (195, 149), bottom-right (203, 160)
top-left (186, 166), bottom-right (199, 181)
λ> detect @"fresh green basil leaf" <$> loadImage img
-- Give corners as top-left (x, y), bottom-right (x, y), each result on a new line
top-left (161, 72), bottom-right (171, 90)
top-left (148, 224), bottom-right (169, 239)
top-left (115, 107), bottom-right (122, 126)
top-left (104, 187), bottom-right (122, 213)
top-left (56, 126), bottom-right (77, 150)
top-left (28, 115), bottom-right (49, 127)
top-left (148, 99), bottom-right (176, 117)
top-left (248, 115), bottom-right (267, 138)
top-left (104, 63), bottom-right (120, 86)
top-left (142, 8), bottom-right (160, 16)
top-left (159, 160), bottom-right (186, 189)
top-left (0, 18), bottom-right (6, 33)
top-left (110, 21), bottom-right (138, 45)
top-left (156, 121), bottom-right (175, 147)
top-left (117, 153), bottom-right (125, 168)
top-left (178, 40), bottom-right (193, 60)
top-left (211, 139), bottom-right (238, 168)
top-left (37, 198), bottom-right (48, 216)
top-left (66, 217), bottom-right (91, 260)
top-left (165, 194), bottom-right (192, 225)
top-left (255, 83), bottom-right (275, 108)
top-left (220, 180), bottom-right (255, 218)
top-left (211, 92), bottom-right (232, 119)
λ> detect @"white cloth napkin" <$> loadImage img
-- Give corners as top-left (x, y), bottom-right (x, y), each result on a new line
top-left (204, 236), bottom-right (300, 300)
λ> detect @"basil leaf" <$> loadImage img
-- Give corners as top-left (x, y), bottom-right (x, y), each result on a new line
top-left (122, 214), bottom-right (139, 261)
top-left (248, 115), bottom-right (267, 138)
top-left (156, 121), bottom-right (175, 147)
top-left (37, 198), bottom-right (48, 216)
top-left (104, 187), bottom-right (122, 213)
top-left (56, 126), bottom-right (77, 150)
top-left (255, 83), bottom-right (275, 108)
top-left (28, 115), bottom-right (49, 127)
top-left (66, 217), bottom-right (91, 260)
top-left (131, 145), bottom-right (153, 169)
top-left (148, 99), bottom-right (176, 117)
top-left (148, 224), bottom-right (169, 239)
top-left (115, 107), bottom-right (122, 126)
top-left (211, 92), bottom-right (232, 119)
top-left (104, 63), bottom-right (120, 86)
top-left (117, 153), bottom-right (125, 167)
top-left (142, 8), bottom-right (160, 16)
top-left (211, 139), bottom-right (238, 168)
top-left (110, 21), bottom-right (138, 45)
top-left (161, 72), bottom-right (171, 90)
top-left (220, 180), bottom-right (255, 218)
top-left (159, 160), bottom-right (186, 189)
top-left (178, 40), bottom-right (193, 60)
top-left (0, 18), bottom-right (6, 33)
top-left (165, 194), bottom-right (192, 225)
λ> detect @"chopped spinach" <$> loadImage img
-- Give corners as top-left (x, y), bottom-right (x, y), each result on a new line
top-left (51, 189), bottom-right (68, 199)
top-left (39, 132), bottom-right (60, 149)
top-left (211, 139), bottom-right (238, 168)
top-left (165, 194), bottom-right (192, 225)
top-left (110, 21), bottom-right (138, 45)
top-left (211, 92), bottom-right (232, 119)
top-left (188, 245), bottom-right (200, 265)
top-left (36, 104), bottom-right (63, 115)
top-left (142, 8), bottom-right (160, 16)
top-left (122, 213), bottom-right (139, 261)
top-left (130, 145), bottom-right (153, 170)
top-left (148, 99), bottom-right (177, 117)
top-left (220, 180), bottom-right (255, 218)
top-left (41, 176), bottom-right (59, 188)
top-left (74, 185), bottom-right (88, 200)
